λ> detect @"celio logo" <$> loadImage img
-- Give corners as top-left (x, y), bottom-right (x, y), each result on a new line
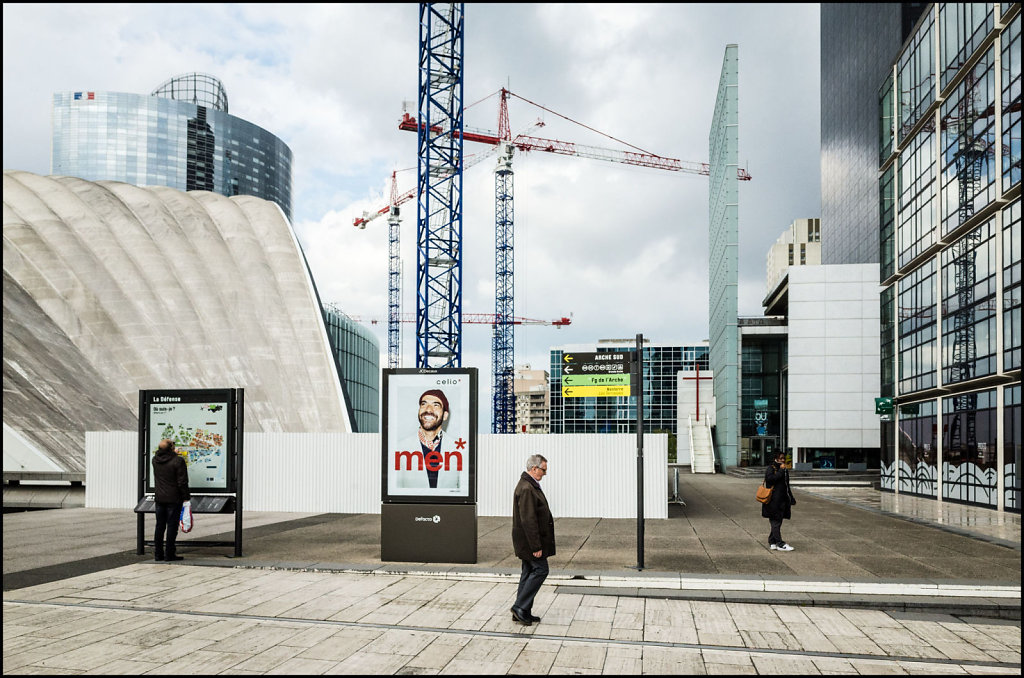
top-left (415, 515), bottom-right (441, 524)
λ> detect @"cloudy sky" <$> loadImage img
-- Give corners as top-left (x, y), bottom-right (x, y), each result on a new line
top-left (3, 3), bottom-right (820, 428)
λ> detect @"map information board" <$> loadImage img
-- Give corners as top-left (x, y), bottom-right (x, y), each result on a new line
top-left (147, 398), bottom-right (229, 491)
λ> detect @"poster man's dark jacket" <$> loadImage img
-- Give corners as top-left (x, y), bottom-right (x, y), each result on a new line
top-left (153, 447), bottom-right (191, 504)
top-left (512, 471), bottom-right (556, 560)
top-left (761, 463), bottom-right (795, 521)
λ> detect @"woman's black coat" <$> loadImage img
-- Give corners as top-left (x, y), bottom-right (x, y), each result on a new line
top-left (761, 464), bottom-right (795, 520)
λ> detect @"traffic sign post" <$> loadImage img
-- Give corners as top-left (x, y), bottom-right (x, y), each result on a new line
top-left (559, 345), bottom-right (644, 570)
top-left (633, 334), bottom-right (644, 571)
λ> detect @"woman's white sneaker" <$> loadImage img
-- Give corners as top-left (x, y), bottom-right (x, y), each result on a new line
top-left (777, 543), bottom-right (794, 551)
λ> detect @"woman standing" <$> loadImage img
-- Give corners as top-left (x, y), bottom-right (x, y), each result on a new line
top-left (763, 451), bottom-right (796, 551)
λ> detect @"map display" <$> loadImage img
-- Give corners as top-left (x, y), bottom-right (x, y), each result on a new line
top-left (148, 400), bottom-right (229, 491)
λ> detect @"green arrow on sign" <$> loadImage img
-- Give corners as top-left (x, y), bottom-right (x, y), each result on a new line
top-left (563, 374), bottom-right (631, 387)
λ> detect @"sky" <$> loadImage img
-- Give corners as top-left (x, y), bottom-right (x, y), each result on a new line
top-left (2, 3), bottom-right (821, 429)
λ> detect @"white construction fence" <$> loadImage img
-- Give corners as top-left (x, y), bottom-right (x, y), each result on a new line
top-left (85, 432), bottom-right (667, 519)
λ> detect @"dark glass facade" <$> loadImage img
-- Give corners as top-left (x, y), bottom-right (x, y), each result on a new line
top-left (51, 82), bottom-right (293, 221)
top-left (549, 342), bottom-right (708, 436)
top-left (323, 305), bottom-right (381, 433)
top-left (820, 3), bottom-right (927, 266)
top-left (739, 335), bottom-right (786, 467)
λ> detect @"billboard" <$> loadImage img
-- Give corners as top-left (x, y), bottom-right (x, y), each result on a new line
top-left (382, 368), bottom-right (477, 504)
top-left (141, 388), bottom-right (237, 493)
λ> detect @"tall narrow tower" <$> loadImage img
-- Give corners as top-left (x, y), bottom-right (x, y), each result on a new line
top-left (416, 3), bottom-right (465, 368)
top-left (709, 44), bottom-right (740, 471)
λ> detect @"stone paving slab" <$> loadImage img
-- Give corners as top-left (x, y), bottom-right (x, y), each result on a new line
top-left (4, 563), bottom-right (1018, 675)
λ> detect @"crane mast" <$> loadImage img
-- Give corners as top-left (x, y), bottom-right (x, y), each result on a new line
top-left (417, 2), bottom-right (465, 368)
top-left (492, 88), bottom-right (515, 433)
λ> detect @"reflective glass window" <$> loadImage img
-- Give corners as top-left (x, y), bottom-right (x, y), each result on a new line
top-left (898, 399), bottom-right (938, 497)
top-left (1002, 11), bottom-right (1021, 190)
top-left (1005, 199), bottom-right (1022, 370)
top-left (941, 388), bottom-right (997, 507)
top-left (898, 258), bottom-right (937, 393)
top-left (898, 9), bottom-right (935, 139)
top-left (940, 218), bottom-right (997, 383)
top-left (897, 127), bottom-right (936, 268)
top-left (1005, 383), bottom-right (1021, 511)
top-left (939, 46), bottom-right (998, 235)
top-left (939, 3), bottom-right (994, 90)
top-left (881, 285), bottom-right (896, 398)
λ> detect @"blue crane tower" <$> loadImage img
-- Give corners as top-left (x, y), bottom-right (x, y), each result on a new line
top-left (492, 88), bottom-right (515, 433)
top-left (416, 2), bottom-right (465, 368)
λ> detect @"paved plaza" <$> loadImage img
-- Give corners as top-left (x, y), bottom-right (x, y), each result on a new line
top-left (3, 474), bottom-right (1021, 674)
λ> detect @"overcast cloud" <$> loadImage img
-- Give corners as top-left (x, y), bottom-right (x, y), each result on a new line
top-left (3, 3), bottom-right (821, 428)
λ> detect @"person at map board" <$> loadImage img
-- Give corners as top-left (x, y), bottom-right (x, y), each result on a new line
top-left (152, 438), bottom-right (191, 561)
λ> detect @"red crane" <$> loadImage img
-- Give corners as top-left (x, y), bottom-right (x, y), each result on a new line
top-left (347, 313), bottom-right (572, 327)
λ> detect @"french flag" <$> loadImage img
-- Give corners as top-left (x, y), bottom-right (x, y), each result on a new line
top-left (73, 92), bottom-right (95, 101)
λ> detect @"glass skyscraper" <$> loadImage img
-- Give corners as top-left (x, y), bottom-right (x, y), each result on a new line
top-left (549, 340), bottom-right (709, 437)
top-left (51, 73), bottom-right (293, 221)
top-left (878, 3), bottom-right (1021, 511)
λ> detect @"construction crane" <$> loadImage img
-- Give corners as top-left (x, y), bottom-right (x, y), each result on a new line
top-left (353, 150), bottom-right (493, 370)
top-left (400, 86), bottom-right (752, 433)
top-left (354, 119), bottom-right (543, 370)
top-left (346, 313), bottom-right (572, 327)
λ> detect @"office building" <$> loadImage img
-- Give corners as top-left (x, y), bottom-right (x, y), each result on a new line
top-left (3, 171), bottom-right (349, 474)
top-left (708, 44), bottom-right (741, 470)
top-left (820, 3), bottom-right (928, 265)
top-left (514, 365), bottom-right (550, 434)
top-left (323, 304), bottom-right (381, 433)
top-left (766, 218), bottom-right (821, 292)
top-left (51, 73), bottom-right (293, 221)
top-left (549, 340), bottom-right (709, 442)
top-left (878, 3), bottom-right (1021, 510)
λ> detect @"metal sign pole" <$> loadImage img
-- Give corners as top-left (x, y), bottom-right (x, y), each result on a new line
top-left (635, 333), bottom-right (645, 571)
top-left (234, 388), bottom-right (244, 558)
top-left (137, 390), bottom-right (146, 555)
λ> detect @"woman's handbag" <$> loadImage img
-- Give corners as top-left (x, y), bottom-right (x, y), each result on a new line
top-left (755, 483), bottom-right (773, 504)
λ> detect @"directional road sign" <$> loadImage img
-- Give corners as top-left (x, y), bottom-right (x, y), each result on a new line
top-left (561, 351), bottom-right (633, 397)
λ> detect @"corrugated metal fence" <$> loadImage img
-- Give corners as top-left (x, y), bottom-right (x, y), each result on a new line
top-left (85, 432), bottom-right (667, 518)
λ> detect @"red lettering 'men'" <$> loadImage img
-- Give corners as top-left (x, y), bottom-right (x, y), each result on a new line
top-left (394, 450), bottom-right (463, 472)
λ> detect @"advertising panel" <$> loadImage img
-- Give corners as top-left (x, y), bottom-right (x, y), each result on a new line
top-left (382, 368), bottom-right (477, 504)
top-left (142, 389), bottom-right (236, 493)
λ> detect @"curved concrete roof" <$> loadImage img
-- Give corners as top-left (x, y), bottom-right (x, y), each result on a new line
top-left (3, 170), bottom-right (350, 472)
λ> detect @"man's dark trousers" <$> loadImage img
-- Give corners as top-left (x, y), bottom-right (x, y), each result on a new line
top-left (513, 557), bottom-right (549, 615)
top-left (154, 501), bottom-right (183, 560)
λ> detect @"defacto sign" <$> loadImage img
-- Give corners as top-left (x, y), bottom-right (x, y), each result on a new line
top-left (381, 368), bottom-right (478, 504)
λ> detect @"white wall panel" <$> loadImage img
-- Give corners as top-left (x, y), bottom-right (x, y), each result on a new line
top-left (85, 431), bottom-right (139, 509)
top-left (85, 432), bottom-right (668, 519)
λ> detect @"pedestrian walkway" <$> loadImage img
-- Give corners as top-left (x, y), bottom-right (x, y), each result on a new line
top-left (796, 486), bottom-right (1021, 549)
top-left (4, 473), bottom-right (1021, 674)
top-left (3, 563), bottom-right (1021, 674)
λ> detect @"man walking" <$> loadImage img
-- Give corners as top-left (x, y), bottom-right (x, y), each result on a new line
top-left (511, 454), bottom-right (554, 626)
top-left (152, 438), bottom-right (190, 562)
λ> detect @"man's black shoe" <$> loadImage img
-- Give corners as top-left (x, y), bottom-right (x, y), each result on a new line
top-left (165, 556), bottom-right (184, 561)
top-left (510, 607), bottom-right (532, 625)
top-left (527, 614), bottom-right (541, 623)
top-left (154, 557), bottom-right (164, 562)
